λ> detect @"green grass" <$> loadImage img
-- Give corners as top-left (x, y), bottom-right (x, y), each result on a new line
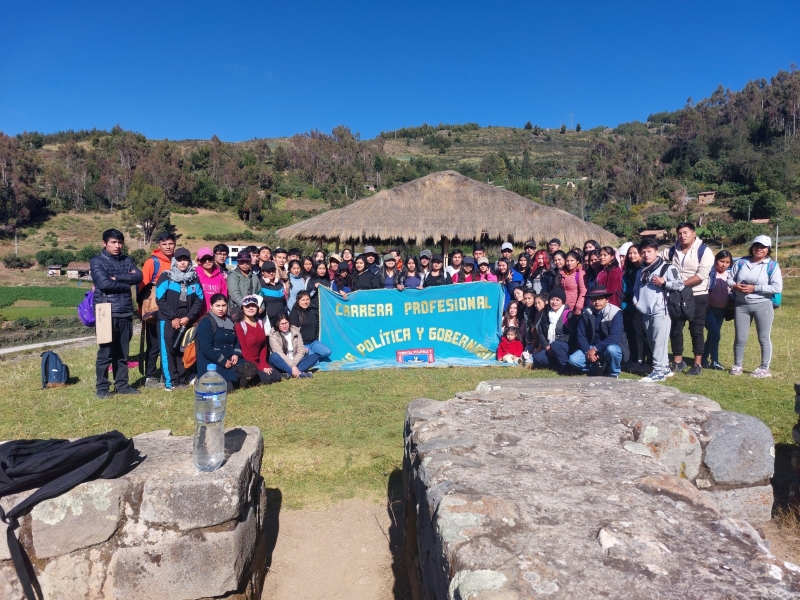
top-left (170, 209), bottom-right (249, 240)
top-left (0, 306), bottom-right (81, 320)
top-left (1, 280), bottom-right (798, 510)
top-left (0, 286), bottom-right (86, 308)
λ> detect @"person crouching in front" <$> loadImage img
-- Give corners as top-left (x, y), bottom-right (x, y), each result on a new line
top-left (568, 285), bottom-right (629, 378)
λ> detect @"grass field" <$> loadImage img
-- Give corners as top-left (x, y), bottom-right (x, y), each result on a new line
top-left (0, 280), bottom-right (798, 512)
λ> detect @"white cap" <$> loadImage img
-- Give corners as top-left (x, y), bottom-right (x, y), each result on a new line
top-left (752, 235), bottom-right (772, 247)
top-left (618, 242), bottom-right (632, 257)
top-left (501, 242), bottom-right (514, 251)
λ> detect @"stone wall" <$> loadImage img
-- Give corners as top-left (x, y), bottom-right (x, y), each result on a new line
top-left (404, 379), bottom-right (799, 599)
top-left (1, 426), bottom-right (268, 600)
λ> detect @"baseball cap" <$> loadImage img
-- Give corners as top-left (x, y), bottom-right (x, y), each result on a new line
top-left (236, 250), bottom-right (252, 263)
top-left (241, 294), bottom-right (262, 307)
top-left (477, 257), bottom-right (490, 266)
top-left (752, 235), bottom-right (772, 247)
top-left (338, 262), bottom-right (350, 272)
top-left (174, 248), bottom-right (192, 261)
top-left (524, 240), bottom-right (536, 249)
top-left (261, 261), bottom-right (276, 271)
top-left (197, 246), bottom-right (214, 261)
top-left (462, 256), bottom-right (475, 266)
top-left (501, 242), bottom-right (514, 252)
top-left (431, 254), bottom-right (444, 262)
top-left (383, 253), bottom-right (396, 262)
top-left (420, 249), bottom-right (432, 259)
top-left (363, 246), bottom-right (378, 256)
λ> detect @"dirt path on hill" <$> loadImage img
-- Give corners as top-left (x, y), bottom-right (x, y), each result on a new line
top-left (262, 497), bottom-right (410, 600)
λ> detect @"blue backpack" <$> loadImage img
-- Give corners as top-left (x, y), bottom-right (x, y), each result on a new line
top-left (40, 351), bottom-right (69, 388)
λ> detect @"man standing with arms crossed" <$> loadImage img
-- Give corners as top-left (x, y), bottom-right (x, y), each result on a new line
top-left (138, 231), bottom-right (175, 389)
top-left (91, 229), bottom-right (143, 398)
top-left (661, 222), bottom-right (714, 376)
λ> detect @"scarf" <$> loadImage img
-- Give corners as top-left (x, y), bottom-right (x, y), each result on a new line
top-left (547, 305), bottom-right (565, 343)
top-left (168, 265), bottom-right (197, 301)
top-left (210, 311), bottom-right (234, 331)
top-left (639, 256), bottom-right (664, 286)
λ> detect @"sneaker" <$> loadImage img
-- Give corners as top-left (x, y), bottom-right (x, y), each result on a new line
top-left (641, 371), bottom-right (667, 383)
top-left (730, 365), bottom-right (743, 376)
top-left (96, 390), bottom-right (112, 399)
top-left (145, 377), bottom-right (164, 389)
top-left (165, 384), bottom-right (189, 391)
top-left (298, 372), bottom-right (313, 379)
top-left (751, 367), bottom-right (772, 378)
top-left (115, 387), bottom-right (141, 395)
top-left (710, 361), bottom-right (725, 371)
top-left (670, 360), bottom-right (688, 375)
top-left (685, 364), bottom-right (702, 376)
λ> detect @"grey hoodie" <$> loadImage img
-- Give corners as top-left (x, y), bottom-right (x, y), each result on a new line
top-left (728, 257), bottom-right (782, 305)
top-left (633, 257), bottom-right (684, 316)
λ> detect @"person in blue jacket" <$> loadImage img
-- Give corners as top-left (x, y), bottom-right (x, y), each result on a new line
top-left (155, 247), bottom-right (204, 390)
top-left (196, 293), bottom-right (245, 393)
top-left (568, 285), bottom-right (629, 378)
top-left (496, 258), bottom-right (524, 309)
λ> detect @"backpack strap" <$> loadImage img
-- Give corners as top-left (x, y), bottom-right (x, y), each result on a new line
top-left (668, 246), bottom-right (675, 261)
top-left (150, 256), bottom-right (161, 284)
top-left (766, 259), bottom-right (776, 278)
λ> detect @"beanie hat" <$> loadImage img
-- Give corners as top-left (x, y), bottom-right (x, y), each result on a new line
top-left (549, 288), bottom-right (567, 304)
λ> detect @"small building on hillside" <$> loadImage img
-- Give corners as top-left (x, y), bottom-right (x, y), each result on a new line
top-left (697, 191), bottom-right (716, 205)
top-left (47, 265), bottom-right (62, 277)
top-left (751, 219), bottom-right (771, 225)
top-left (639, 229), bottom-right (668, 240)
top-left (66, 262), bottom-right (91, 280)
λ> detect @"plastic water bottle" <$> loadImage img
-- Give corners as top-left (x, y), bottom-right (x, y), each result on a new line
top-left (193, 364), bottom-right (227, 472)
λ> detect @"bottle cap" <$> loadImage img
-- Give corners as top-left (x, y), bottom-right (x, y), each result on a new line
top-left (207, 364), bottom-right (217, 371)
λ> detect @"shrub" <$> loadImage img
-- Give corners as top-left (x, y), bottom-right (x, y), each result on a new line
top-left (35, 249), bottom-right (76, 267)
top-left (2, 254), bottom-right (34, 269)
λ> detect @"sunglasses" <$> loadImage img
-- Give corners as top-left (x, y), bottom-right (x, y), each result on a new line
top-left (199, 256), bottom-right (214, 262)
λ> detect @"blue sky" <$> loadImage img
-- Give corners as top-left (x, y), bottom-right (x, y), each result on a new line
top-left (1, 1), bottom-right (797, 141)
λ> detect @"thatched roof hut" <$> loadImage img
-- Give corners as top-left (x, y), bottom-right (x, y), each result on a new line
top-left (276, 171), bottom-right (616, 251)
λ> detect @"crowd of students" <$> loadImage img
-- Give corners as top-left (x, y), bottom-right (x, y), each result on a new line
top-left (90, 224), bottom-right (784, 398)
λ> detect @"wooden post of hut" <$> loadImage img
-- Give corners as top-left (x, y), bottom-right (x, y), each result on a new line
top-left (335, 239), bottom-right (340, 253)
top-left (442, 237), bottom-right (450, 267)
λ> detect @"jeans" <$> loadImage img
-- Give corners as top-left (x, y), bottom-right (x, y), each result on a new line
top-left (702, 306), bottom-right (726, 364)
top-left (304, 340), bottom-right (332, 359)
top-left (733, 302), bottom-right (774, 368)
top-left (623, 310), bottom-right (647, 363)
top-left (144, 320), bottom-right (161, 379)
top-left (532, 340), bottom-right (570, 370)
top-left (568, 345), bottom-right (622, 376)
top-left (670, 293), bottom-right (708, 359)
top-left (269, 352), bottom-right (321, 374)
top-left (96, 316), bottom-right (133, 393)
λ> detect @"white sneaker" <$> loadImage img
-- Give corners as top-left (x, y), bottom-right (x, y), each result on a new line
top-left (751, 367), bottom-right (772, 378)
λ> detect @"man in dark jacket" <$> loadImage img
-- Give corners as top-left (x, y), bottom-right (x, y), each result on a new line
top-left (258, 261), bottom-right (287, 327)
top-left (90, 229), bottom-right (143, 399)
top-left (568, 285), bottom-right (629, 378)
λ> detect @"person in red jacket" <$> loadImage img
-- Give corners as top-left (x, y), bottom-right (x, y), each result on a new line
top-left (234, 295), bottom-right (282, 385)
top-left (595, 246), bottom-right (623, 308)
top-left (138, 231), bottom-right (176, 389)
top-left (497, 326), bottom-right (524, 364)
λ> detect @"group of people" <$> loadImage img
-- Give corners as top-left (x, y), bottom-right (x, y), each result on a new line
top-left (494, 226), bottom-right (783, 382)
top-left (89, 222), bottom-right (783, 398)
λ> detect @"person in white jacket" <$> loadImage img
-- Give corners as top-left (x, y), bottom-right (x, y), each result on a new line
top-left (634, 238), bottom-right (685, 382)
top-left (727, 235), bottom-right (783, 378)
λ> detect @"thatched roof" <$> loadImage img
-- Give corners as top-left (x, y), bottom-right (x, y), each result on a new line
top-left (276, 171), bottom-right (616, 247)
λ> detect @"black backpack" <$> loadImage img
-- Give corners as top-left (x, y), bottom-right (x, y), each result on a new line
top-left (659, 263), bottom-right (695, 320)
top-left (40, 351), bottom-right (69, 389)
top-left (0, 432), bottom-right (141, 600)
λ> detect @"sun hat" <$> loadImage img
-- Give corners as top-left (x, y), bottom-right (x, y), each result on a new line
top-left (752, 235), bottom-right (772, 247)
top-left (585, 285), bottom-right (613, 299)
top-left (174, 248), bottom-right (192, 261)
top-left (197, 246), bottom-right (214, 261)
top-left (328, 253), bottom-right (343, 263)
top-left (477, 257), bottom-right (490, 266)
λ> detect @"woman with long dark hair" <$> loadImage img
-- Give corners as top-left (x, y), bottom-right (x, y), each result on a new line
top-left (289, 290), bottom-right (332, 360)
top-left (397, 256), bottom-right (423, 290)
top-left (621, 244), bottom-right (647, 372)
top-left (703, 250), bottom-right (732, 371)
top-left (514, 253), bottom-right (530, 281)
top-left (351, 256), bottom-right (380, 290)
top-left (268, 313), bottom-right (320, 378)
top-left (559, 251), bottom-right (587, 315)
top-left (595, 246), bottom-right (623, 307)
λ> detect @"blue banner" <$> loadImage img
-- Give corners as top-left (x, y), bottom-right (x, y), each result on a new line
top-left (318, 282), bottom-right (505, 370)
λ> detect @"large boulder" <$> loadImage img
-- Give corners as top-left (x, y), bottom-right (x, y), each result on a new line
top-left (404, 379), bottom-right (795, 599)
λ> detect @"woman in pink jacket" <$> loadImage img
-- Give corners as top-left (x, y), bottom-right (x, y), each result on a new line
top-left (559, 251), bottom-right (587, 315)
top-left (195, 247), bottom-right (229, 316)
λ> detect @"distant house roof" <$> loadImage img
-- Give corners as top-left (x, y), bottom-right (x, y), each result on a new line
top-left (66, 262), bottom-right (91, 270)
top-left (750, 219), bottom-right (771, 224)
top-left (640, 229), bottom-right (667, 236)
top-left (48, 264), bottom-right (62, 269)
top-left (698, 191), bottom-right (716, 196)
